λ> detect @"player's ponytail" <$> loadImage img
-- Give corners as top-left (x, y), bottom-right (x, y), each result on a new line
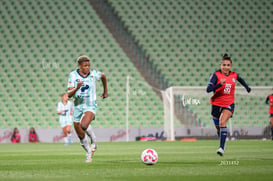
top-left (222, 53), bottom-right (232, 64)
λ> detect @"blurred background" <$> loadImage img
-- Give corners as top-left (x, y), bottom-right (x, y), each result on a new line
top-left (0, 0), bottom-right (272, 142)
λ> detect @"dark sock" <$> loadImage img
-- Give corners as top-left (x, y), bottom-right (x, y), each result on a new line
top-left (220, 127), bottom-right (227, 149)
top-left (271, 127), bottom-right (273, 140)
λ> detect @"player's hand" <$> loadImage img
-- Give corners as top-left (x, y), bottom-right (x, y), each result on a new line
top-left (220, 78), bottom-right (226, 85)
top-left (76, 82), bottom-right (84, 89)
top-left (246, 87), bottom-right (251, 93)
top-left (101, 92), bottom-right (108, 99)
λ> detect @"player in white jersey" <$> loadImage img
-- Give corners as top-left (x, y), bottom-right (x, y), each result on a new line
top-left (67, 55), bottom-right (108, 163)
top-left (57, 93), bottom-right (73, 145)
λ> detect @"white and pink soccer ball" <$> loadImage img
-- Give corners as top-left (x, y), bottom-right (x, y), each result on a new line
top-left (141, 148), bottom-right (158, 165)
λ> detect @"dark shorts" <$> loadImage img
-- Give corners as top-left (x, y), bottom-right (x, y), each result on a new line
top-left (270, 114), bottom-right (273, 118)
top-left (211, 104), bottom-right (235, 119)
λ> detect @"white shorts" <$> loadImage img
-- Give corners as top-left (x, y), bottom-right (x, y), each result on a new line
top-left (59, 116), bottom-right (72, 128)
top-left (73, 105), bottom-right (97, 122)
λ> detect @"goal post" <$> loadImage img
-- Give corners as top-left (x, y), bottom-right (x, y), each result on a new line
top-left (124, 75), bottom-right (165, 141)
top-left (161, 86), bottom-right (207, 141)
top-left (161, 86), bottom-right (272, 141)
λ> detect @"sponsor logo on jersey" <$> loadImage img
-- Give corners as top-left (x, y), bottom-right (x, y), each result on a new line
top-left (224, 84), bottom-right (232, 94)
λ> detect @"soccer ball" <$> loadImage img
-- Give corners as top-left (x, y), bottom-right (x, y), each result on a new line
top-left (141, 148), bottom-right (158, 165)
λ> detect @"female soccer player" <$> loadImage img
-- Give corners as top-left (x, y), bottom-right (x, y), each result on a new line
top-left (206, 54), bottom-right (251, 156)
top-left (57, 93), bottom-right (73, 145)
top-left (265, 92), bottom-right (273, 140)
top-left (67, 55), bottom-right (108, 163)
top-left (28, 127), bottom-right (39, 143)
top-left (11, 127), bottom-right (20, 143)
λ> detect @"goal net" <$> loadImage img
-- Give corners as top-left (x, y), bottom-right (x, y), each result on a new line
top-left (161, 86), bottom-right (272, 141)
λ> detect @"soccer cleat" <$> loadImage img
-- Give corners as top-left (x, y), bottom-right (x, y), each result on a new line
top-left (216, 147), bottom-right (224, 156)
top-left (85, 149), bottom-right (92, 163)
top-left (91, 143), bottom-right (97, 157)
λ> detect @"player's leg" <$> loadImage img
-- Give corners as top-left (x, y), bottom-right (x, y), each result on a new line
top-left (85, 124), bottom-right (97, 155)
top-left (60, 118), bottom-right (68, 145)
top-left (270, 115), bottom-right (273, 140)
top-left (213, 117), bottom-right (220, 137)
top-left (211, 105), bottom-right (221, 136)
top-left (80, 111), bottom-right (95, 129)
top-left (62, 126), bottom-right (69, 145)
top-left (74, 122), bottom-right (91, 158)
top-left (83, 106), bottom-right (97, 153)
top-left (79, 111), bottom-right (95, 162)
top-left (73, 108), bottom-right (91, 162)
top-left (85, 124), bottom-right (96, 144)
top-left (66, 124), bottom-right (72, 144)
top-left (217, 109), bottom-right (232, 156)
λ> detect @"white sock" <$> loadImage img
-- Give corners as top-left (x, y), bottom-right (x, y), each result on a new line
top-left (67, 133), bottom-right (72, 143)
top-left (85, 124), bottom-right (96, 144)
top-left (67, 133), bottom-right (72, 139)
top-left (64, 136), bottom-right (68, 144)
top-left (80, 135), bottom-right (90, 153)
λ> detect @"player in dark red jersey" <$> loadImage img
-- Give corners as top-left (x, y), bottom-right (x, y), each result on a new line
top-left (206, 54), bottom-right (251, 156)
top-left (265, 92), bottom-right (273, 140)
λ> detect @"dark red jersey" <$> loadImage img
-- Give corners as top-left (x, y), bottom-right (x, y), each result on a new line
top-left (266, 94), bottom-right (273, 114)
top-left (29, 132), bottom-right (38, 143)
top-left (210, 71), bottom-right (238, 107)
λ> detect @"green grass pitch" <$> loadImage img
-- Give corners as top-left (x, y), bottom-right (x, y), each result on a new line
top-left (0, 140), bottom-right (272, 181)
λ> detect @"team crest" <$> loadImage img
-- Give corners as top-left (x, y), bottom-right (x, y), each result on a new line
top-left (232, 78), bottom-right (235, 83)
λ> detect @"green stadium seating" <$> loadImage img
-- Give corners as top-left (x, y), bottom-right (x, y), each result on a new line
top-left (108, 0), bottom-right (272, 128)
top-left (0, 0), bottom-right (164, 129)
top-left (109, 0), bottom-right (272, 86)
top-left (1, 0), bottom-right (272, 129)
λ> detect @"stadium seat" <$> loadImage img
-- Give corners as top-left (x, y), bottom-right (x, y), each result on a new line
top-left (1, 0), bottom-right (271, 129)
top-left (109, 0), bottom-right (273, 128)
top-left (0, 0), bottom-right (164, 129)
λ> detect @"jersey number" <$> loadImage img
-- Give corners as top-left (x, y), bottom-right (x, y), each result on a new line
top-left (224, 84), bottom-right (232, 94)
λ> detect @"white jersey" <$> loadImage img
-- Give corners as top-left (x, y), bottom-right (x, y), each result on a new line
top-left (57, 101), bottom-right (72, 126)
top-left (67, 69), bottom-right (102, 109)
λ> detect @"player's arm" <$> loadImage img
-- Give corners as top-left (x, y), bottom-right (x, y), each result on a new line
top-left (57, 110), bottom-right (63, 115)
top-left (57, 111), bottom-right (64, 115)
top-left (206, 73), bottom-right (224, 93)
top-left (57, 109), bottom-right (64, 115)
top-left (67, 82), bottom-right (84, 98)
top-left (237, 74), bottom-right (251, 93)
top-left (100, 73), bottom-right (108, 99)
top-left (67, 72), bottom-right (83, 98)
top-left (265, 96), bottom-right (269, 104)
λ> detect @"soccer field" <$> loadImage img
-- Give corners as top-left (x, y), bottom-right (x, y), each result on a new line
top-left (0, 140), bottom-right (272, 181)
